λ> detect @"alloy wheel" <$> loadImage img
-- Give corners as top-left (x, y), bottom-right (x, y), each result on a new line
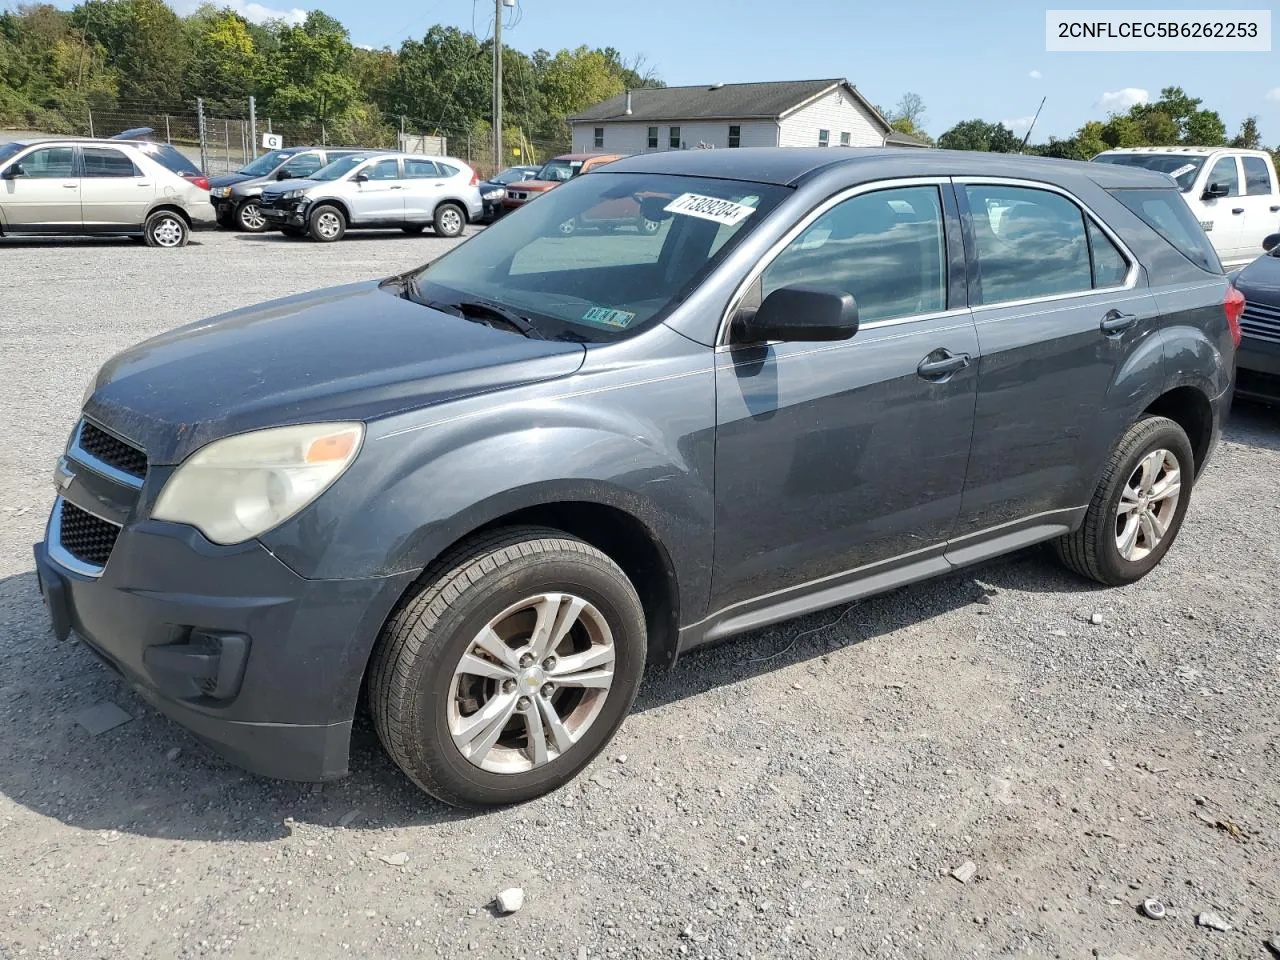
top-left (315, 212), bottom-right (341, 240)
top-left (238, 203), bottom-right (266, 231)
top-left (438, 207), bottom-right (463, 236)
top-left (447, 592), bottom-right (616, 774)
top-left (151, 216), bottom-right (184, 247)
top-left (1115, 448), bottom-right (1181, 561)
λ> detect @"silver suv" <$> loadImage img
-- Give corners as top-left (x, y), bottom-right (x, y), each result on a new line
top-left (258, 152), bottom-right (484, 242)
top-left (0, 137), bottom-right (216, 247)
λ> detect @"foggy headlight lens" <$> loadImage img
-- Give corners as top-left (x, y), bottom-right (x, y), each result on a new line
top-left (152, 422), bottom-right (363, 544)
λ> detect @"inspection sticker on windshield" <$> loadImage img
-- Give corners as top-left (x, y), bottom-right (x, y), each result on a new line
top-left (1169, 163), bottom-right (1198, 179)
top-left (663, 193), bottom-right (757, 226)
top-left (582, 306), bottom-right (636, 329)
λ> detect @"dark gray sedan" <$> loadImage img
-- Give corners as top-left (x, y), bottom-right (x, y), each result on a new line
top-left (1232, 232), bottom-right (1280, 401)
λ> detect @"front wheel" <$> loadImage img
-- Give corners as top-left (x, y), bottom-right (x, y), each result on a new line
top-left (1053, 415), bottom-right (1194, 585)
top-left (143, 210), bottom-right (189, 248)
top-left (368, 527), bottom-right (647, 808)
top-left (308, 204), bottom-right (346, 242)
top-left (433, 202), bottom-right (465, 238)
top-left (235, 200), bottom-right (268, 232)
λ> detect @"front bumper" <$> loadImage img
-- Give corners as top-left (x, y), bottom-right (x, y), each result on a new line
top-left (260, 201), bottom-right (308, 228)
top-left (34, 512), bottom-right (415, 781)
top-left (1235, 335), bottom-right (1280, 401)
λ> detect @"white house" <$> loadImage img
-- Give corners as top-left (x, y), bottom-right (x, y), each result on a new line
top-left (567, 78), bottom-right (912, 154)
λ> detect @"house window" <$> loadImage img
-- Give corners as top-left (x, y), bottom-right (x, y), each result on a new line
top-left (647, 126), bottom-right (658, 149)
top-left (728, 125), bottom-right (741, 148)
top-left (818, 129), bottom-right (830, 147)
top-left (840, 132), bottom-right (851, 147)
top-left (593, 127), bottom-right (604, 149)
top-left (669, 126), bottom-right (681, 149)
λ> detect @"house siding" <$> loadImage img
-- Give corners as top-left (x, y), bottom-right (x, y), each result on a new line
top-left (570, 119), bottom-right (778, 154)
top-left (778, 87), bottom-right (884, 148)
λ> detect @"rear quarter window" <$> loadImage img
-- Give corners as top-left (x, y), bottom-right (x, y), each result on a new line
top-left (145, 144), bottom-right (202, 177)
top-left (1108, 188), bottom-right (1221, 273)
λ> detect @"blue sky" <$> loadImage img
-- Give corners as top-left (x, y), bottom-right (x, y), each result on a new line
top-left (186, 0), bottom-right (1278, 142)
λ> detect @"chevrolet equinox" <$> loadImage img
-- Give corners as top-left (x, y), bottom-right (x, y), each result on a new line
top-left (35, 148), bottom-right (1240, 807)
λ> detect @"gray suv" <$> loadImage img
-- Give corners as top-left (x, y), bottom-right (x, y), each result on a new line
top-left (36, 148), bottom-right (1237, 808)
top-left (208, 147), bottom-right (363, 232)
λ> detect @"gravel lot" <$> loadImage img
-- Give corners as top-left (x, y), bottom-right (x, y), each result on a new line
top-left (1, 229), bottom-right (1278, 960)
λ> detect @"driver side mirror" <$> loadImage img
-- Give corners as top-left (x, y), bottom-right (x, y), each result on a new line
top-left (1264, 232), bottom-right (1280, 254)
top-left (275, 169), bottom-right (290, 181)
top-left (1202, 182), bottom-right (1230, 200)
top-left (734, 285), bottom-right (859, 344)
top-left (3, 162), bottom-right (24, 179)
top-left (353, 172), bottom-right (369, 183)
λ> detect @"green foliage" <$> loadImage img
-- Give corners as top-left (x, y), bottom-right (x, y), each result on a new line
top-left (937, 119), bottom-right (1020, 153)
top-left (1231, 117), bottom-right (1261, 150)
top-left (0, 3), bottom-right (661, 157)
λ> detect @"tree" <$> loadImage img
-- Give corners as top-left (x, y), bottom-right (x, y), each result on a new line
top-left (1231, 116), bottom-right (1262, 150)
top-left (937, 119), bottom-right (1020, 152)
top-left (72, 0), bottom-right (187, 103)
top-left (261, 11), bottom-right (359, 129)
top-left (182, 7), bottom-right (259, 113)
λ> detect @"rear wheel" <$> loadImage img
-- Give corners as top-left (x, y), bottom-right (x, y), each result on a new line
top-left (433, 202), bottom-right (466, 238)
top-left (1053, 415), bottom-right (1194, 585)
top-left (308, 204), bottom-right (346, 242)
top-left (368, 527), bottom-right (646, 808)
top-left (235, 200), bottom-right (267, 233)
top-left (143, 210), bottom-right (189, 248)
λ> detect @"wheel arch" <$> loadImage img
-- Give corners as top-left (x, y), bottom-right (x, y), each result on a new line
top-left (145, 202), bottom-right (192, 228)
top-left (434, 197), bottom-right (470, 223)
top-left (311, 197), bottom-right (351, 223)
top-left (1143, 384), bottom-right (1214, 474)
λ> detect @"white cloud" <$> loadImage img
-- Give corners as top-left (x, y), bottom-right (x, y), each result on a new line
top-left (1266, 88), bottom-right (1280, 101)
top-left (1097, 87), bottom-right (1149, 111)
top-left (1005, 116), bottom-right (1036, 132)
top-left (1029, 70), bottom-right (1042, 80)
top-left (172, 0), bottom-right (307, 24)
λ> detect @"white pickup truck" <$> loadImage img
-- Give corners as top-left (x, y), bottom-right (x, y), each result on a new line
top-left (1092, 147), bottom-right (1280, 269)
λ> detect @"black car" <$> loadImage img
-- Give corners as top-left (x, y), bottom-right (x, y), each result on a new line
top-left (36, 148), bottom-right (1236, 808)
top-left (479, 164), bottom-right (540, 220)
top-left (208, 147), bottom-right (365, 232)
top-left (1231, 232), bottom-right (1280, 402)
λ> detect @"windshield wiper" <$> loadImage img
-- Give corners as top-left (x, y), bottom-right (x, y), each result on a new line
top-left (454, 301), bottom-right (544, 339)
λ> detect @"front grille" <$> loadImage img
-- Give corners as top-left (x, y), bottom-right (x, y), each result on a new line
top-left (77, 421), bottom-right (147, 480)
top-left (58, 500), bottom-right (120, 568)
top-left (1241, 301), bottom-right (1280, 343)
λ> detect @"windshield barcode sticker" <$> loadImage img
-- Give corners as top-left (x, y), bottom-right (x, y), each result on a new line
top-left (582, 306), bottom-right (636, 328)
top-left (663, 193), bottom-right (757, 226)
top-left (1169, 163), bottom-right (1198, 179)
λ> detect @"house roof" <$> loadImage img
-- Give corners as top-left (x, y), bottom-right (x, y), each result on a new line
top-left (567, 79), bottom-right (892, 132)
top-left (884, 130), bottom-right (932, 148)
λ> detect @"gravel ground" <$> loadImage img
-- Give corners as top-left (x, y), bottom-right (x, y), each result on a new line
top-left (1, 230), bottom-right (1278, 960)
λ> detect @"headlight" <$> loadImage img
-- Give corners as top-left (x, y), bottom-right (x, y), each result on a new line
top-left (152, 423), bottom-right (363, 544)
top-left (212, 187), bottom-right (230, 198)
top-left (283, 188), bottom-right (306, 200)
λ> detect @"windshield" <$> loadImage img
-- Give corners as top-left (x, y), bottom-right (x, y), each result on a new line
top-left (239, 150), bottom-right (294, 177)
top-left (492, 166), bottom-right (535, 184)
top-left (411, 172), bottom-right (788, 342)
top-left (311, 155), bottom-right (370, 181)
top-left (0, 142), bottom-right (23, 168)
top-left (536, 159), bottom-right (581, 182)
top-left (1092, 153), bottom-right (1206, 191)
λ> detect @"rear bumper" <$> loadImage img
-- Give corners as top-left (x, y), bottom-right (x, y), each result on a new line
top-left (186, 200), bottom-right (218, 228)
top-left (33, 518), bottom-right (415, 781)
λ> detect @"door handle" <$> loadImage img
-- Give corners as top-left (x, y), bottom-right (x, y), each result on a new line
top-left (390, 185), bottom-right (403, 190)
top-left (1270, 205), bottom-right (1280, 212)
top-left (1100, 309), bottom-right (1138, 335)
top-left (136, 181), bottom-right (151, 187)
top-left (62, 183), bottom-right (78, 189)
top-left (916, 351), bottom-right (971, 380)
top-left (1231, 207), bottom-right (1244, 215)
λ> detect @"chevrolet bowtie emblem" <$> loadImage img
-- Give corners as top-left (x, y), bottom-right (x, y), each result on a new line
top-left (54, 457), bottom-right (75, 491)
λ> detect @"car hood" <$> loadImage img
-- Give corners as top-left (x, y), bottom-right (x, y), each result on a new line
top-left (85, 281), bottom-right (587, 465)
top-left (261, 177), bottom-right (323, 196)
top-left (207, 171), bottom-right (253, 189)
top-left (1234, 253), bottom-right (1280, 301)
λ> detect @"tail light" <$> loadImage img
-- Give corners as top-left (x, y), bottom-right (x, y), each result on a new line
top-left (184, 174), bottom-right (210, 191)
top-left (469, 172), bottom-right (479, 186)
top-left (1224, 285), bottom-right (1244, 348)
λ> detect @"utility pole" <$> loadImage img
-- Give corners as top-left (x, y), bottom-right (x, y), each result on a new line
top-left (492, 0), bottom-right (503, 171)
top-left (197, 98), bottom-right (208, 173)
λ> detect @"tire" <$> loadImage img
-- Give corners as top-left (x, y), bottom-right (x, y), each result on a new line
top-left (308, 204), bottom-right (346, 242)
top-left (368, 526), bottom-right (647, 808)
top-left (432, 202), bottom-right (466, 238)
top-left (215, 211), bottom-right (234, 229)
top-left (143, 210), bottom-right (189, 248)
top-left (235, 199), bottom-right (268, 233)
top-left (281, 226), bottom-right (306, 238)
top-left (1053, 415), bottom-right (1194, 586)
top-left (401, 224), bottom-right (427, 235)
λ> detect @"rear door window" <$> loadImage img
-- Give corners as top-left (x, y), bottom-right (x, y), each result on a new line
top-left (1087, 220), bottom-right (1130, 287)
top-left (1243, 156), bottom-right (1274, 196)
top-left (964, 185), bottom-right (1094, 303)
top-left (404, 159), bottom-right (438, 178)
top-left (81, 147), bottom-right (139, 177)
top-left (1109, 187), bottom-right (1220, 272)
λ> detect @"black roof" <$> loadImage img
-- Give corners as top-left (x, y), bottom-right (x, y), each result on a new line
top-left (599, 147), bottom-right (1180, 188)
top-left (568, 78), bottom-right (890, 130)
